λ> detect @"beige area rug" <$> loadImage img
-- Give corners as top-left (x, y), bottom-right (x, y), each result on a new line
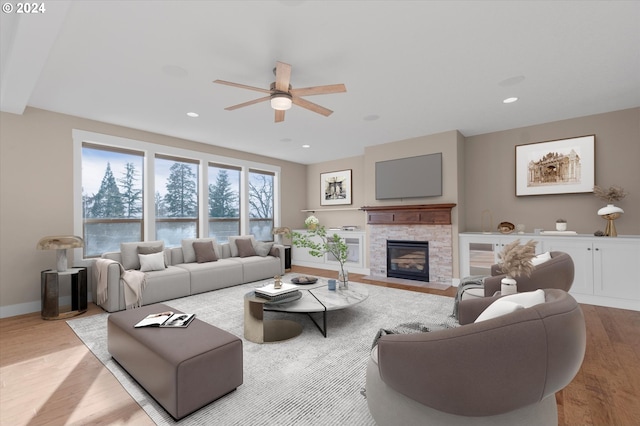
top-left (68, 277), bottom-right (458, 425)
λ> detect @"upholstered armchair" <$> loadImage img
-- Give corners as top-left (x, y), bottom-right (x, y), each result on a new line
top-left (460, 251), bottom-right (574, 306)
top-left (483, 251), bottom-right (574, 296)
top-left (366, 289), bottom-right (586, 426)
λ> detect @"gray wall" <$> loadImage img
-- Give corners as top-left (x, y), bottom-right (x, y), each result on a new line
top-left (464, 108), bottom-right (640, 235)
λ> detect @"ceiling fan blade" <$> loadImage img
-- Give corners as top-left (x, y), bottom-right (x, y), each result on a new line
top-left (213, 80), bottom-right (271, 94)
top-left (224, 96), bottom-right (271, 111)
top-left (274, 62), bottom-right (292, 92)
top-left (292, 96), bottom-right (333, 117)
top-left (275, 109), bottom-right (285, 123)
top-left (290, 84), bottom-right (347, 97)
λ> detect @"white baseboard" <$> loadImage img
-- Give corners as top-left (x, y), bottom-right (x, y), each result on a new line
top-left (0, 292), bottom-right (94, 319)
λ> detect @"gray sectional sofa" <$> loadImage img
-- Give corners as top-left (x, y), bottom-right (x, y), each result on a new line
top-left (93, 236), bottom-right (285, 312)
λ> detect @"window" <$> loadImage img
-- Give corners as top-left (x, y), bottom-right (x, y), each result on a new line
top-left (73, 130), bottom-right (281, 259)
top-left (248, 169), bottom-right (274, 241)
top-left (155, 155), bottom-right (199, 247)
top-left (81, 144), bottom-right (143, 257)
top-left (208, 164), bottom-right (240, 243)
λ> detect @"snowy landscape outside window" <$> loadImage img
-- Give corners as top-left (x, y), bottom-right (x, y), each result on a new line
top-left (209, 164), bottom-right (241, 243)
top-left (81, 144), bottom-right (144, 257)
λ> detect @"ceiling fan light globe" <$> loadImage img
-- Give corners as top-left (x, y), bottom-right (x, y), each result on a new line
top-left (271, 95), bottom-right (292, 110)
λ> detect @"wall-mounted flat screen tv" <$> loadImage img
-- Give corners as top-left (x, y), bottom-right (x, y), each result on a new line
top-left (375, 153), bottom-right (442, 200)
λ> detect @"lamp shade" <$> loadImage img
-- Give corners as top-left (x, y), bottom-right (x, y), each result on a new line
top-left (270, 94), bottom-right (292, 110)
top-left (37, 235), bottom-right (84, 250)
top-left (37, 235), bottom-right (84, 271)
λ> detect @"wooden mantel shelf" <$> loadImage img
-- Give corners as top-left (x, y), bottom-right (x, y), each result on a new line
top-left (360, 204), bottom-right (456, 225)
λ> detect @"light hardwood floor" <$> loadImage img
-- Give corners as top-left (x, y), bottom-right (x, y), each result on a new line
top-left (1, 266), bottom-right (638, 425)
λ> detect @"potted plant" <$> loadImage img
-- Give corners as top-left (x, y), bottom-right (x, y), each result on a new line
top-left (304, 215), bottom-right (319, 230)
top-left (497, 239), bottom-right (538, 295)
top-left (291, 219), bottom-right (350, 288)
top-left (555, 219), bottom-right (567, 231)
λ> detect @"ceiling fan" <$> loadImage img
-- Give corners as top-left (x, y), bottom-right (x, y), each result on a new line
top-left (213, 61), bottom-right (346, 123)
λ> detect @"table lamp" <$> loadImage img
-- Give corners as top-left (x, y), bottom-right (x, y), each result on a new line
top-left (37, 235), bottom-right (84, 272)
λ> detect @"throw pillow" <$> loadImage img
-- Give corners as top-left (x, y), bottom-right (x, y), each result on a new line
top-left (228, 235), bottom-right (256, 257)
top-left (139, 251), bottom-right (166, 272)
top-left (121, 241), bottom-right (164, 270)
top-left (499, 289), bottom-right (545, 308)
top-left (269, 245), bottom-right (280, 257)
top-left (475, 300), bottom-right (524, 323)
top-left (254, 242), bottom-right (274, 257)
top-left (137, 244), bottom-right (166, 267)
top-left (531, 251), bottom-right (552, 266)
top-left (193, 241), bottom-right (218, 263)
top-left (236, 238), bottom-right (257, 257)
top-left (181, 238), bottom-right (218, 263)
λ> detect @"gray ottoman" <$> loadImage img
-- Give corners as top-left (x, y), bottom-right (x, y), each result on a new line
top-left (107, 303), bottom-right (243, 420)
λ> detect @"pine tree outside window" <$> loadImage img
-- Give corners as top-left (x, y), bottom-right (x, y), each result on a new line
top-left (155, 155), bottom-right (199, 247)
top-left (81, 144), bottom-right (144, 257)
top-left (208, 164), bottom-right (240, 243)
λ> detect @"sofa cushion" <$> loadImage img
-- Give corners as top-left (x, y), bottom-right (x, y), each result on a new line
top-left (254, 242), bottom-right (274, 257)
top-left (236, 238), bottom-right (257, 257)
top-left (475, 300), bottom-right (524, 323)
top-left (193, 241), bottom-right (218, 263)
top-left (121, 241), bottom-right (165, 270)
top-left (182, 238), bottom-right (219, 263)
top-left (139, 251), bottom-right (166, 272)
top-left (228, 236), bottom-right (256, 257)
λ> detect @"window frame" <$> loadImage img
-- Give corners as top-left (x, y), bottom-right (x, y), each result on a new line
top-left (73, 130), bottom-right (281, 266)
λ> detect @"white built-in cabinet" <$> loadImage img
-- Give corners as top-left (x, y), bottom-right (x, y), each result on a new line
top-left (459, 233), bottom-right (640, 311)
top-left (291, 230), bottom-right (367, 274)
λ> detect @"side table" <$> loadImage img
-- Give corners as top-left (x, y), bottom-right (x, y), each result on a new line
top-left (41, 267), bottom-right (87, 320)
top-left (284, 245), bottom-right (292, 271)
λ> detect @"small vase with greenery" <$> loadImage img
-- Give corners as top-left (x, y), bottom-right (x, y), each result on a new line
top-left (291, 219), bottom-right (350, 288)
top-left (497, 239), bottom-right (538, 294)
top-left (555, 218), bottom-right (567, 231)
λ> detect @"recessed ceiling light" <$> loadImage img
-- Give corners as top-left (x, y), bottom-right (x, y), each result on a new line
top-left (187, 112), bottom-right (199, 118)
top-left (162, 65), bottom-right (188, 78)
top-left (302, 144), bottom-right (310, 148)
top-left (498, 75), bottom-right (525, 87)
top-left (503, 97), bottom-right (518, 104)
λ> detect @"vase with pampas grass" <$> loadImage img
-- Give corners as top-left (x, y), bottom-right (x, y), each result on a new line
top-left (497, 239), bottom-right (538, 295)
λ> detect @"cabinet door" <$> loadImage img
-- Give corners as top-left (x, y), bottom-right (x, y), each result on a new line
top-left (541, 239), bottom-right (594, 296)
top-left (326, 234), bottom-right (363, 268)
top-left (593, 240), bottom-right (640, 300)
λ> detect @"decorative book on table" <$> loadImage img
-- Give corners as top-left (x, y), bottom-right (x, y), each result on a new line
top-left (134, 311), bottom-right (196, 328)
top-left (254, 282), bottom-right (300, 300)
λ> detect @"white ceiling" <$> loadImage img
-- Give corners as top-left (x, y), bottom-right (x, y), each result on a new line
top-left (2, 1), bottom-right (639, 165)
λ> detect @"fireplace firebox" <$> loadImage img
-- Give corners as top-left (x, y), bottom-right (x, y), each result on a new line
top-left (386, 240), bottom-right (429, 282)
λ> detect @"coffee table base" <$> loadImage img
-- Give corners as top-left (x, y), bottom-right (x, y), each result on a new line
top-left (244, 295), bottom-right (303, 343)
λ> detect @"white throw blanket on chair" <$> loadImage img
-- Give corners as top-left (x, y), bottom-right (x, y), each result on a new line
top-left (94, 258), bottom-right (147, 309)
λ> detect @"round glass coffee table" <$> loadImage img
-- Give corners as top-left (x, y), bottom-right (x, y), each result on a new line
top-left (252, 280), bottom-right (369, 339)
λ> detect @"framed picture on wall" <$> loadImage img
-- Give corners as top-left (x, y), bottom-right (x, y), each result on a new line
top-left (515, 135), bottom-right (595, 196)
top-left (320, 169), bottom-right (352, 206)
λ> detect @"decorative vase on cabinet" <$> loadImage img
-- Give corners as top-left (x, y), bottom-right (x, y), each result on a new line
top-left (501, 277), bottom-right (517, 295)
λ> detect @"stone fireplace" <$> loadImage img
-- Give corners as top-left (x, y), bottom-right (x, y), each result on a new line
top-left (361, 204), bottom-right (455, 284)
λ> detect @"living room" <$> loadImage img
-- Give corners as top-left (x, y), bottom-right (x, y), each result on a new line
top-left (1, 1), bottom-right (639, 425)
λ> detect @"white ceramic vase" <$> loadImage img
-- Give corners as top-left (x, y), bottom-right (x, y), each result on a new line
top-left (501, 277), bottom-right (517, 295)
top-left (556, 222), bottom-right (567, 231)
